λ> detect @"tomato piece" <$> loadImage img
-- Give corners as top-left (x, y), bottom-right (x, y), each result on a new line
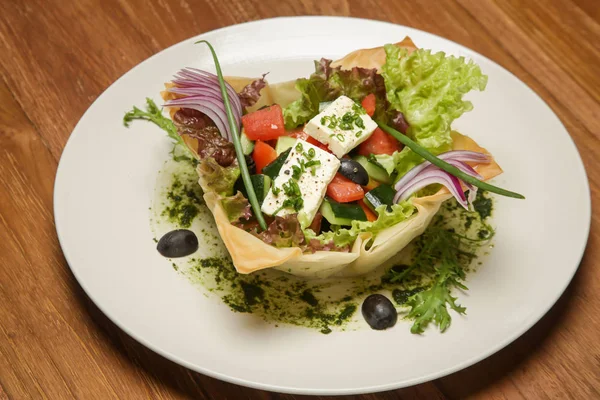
top-left (252, 140), bottom-right (277, 174)
top-left (287, 129), bottom-right (309, 140)
top-left (242, 104), bottom-right (285, 141)
top-left (358, 127), bottom-right (402, 156)
top-left (359, 200), bottom-right (377, 222)
top-left (361, 93), bottom-right (376, 117)
top-left (326, 173), bottom-right (365, 203)
top-left (362, 177), bottom-right (380, 192)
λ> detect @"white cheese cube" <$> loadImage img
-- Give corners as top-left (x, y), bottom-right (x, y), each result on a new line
top-left (303, 95), bottom-right (378, 158)
top-left (261, 139), bottom-right (340, 227)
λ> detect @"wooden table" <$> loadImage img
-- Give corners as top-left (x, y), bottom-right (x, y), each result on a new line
top-left (1, 0), bottom-right (598, 398)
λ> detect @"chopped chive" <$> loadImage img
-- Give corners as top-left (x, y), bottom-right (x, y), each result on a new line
top-left (196, 40), bottom-right (268, 230)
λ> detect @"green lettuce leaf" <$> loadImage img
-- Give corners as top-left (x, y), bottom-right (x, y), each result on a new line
top-left (197, 157), bottom-right (240, 197)
top-left (371, 154), bottom-right (396, 175)
top-left (305, 201), bottom-right (415, 247)
top-left (283, 59), bottom-right (386, 129)
top-left (123, 98), bottom-right (197, 164)
top-left (220, 191), bottom-right (252, 222)
top-left (406, 268), bottom-right (467, 334)
top-left (381, 45), bottom-right (487, 178)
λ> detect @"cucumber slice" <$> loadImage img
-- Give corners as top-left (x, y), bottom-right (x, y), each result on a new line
top-left (262, 148), bottom-right (291, 180)
top-left (235, 174), bottom-right (271, 205)
top-left (364, 184), bottom-right (395, 212)
top-left (320, 199), bottom-right (367, 226)
top-left (240, 130), bottom-right (254, 155)
top-left (275, 136), bottom-right (296, 155)
top-left (353, 155), bottom-right (392, 184)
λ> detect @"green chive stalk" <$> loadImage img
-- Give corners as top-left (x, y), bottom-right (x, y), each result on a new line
top-left (376, 121), bottom-right (525, 199)
top-left (196, 40), bottom-right (268, 230)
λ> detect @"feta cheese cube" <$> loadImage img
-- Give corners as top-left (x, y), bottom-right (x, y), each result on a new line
top-left (261, 139), bottom-right (340, 227)
top-left (304, 95), bottom-right (378, 158)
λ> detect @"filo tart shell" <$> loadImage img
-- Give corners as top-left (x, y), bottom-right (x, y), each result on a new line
top-left (163, 37), bottom-right (503, 278)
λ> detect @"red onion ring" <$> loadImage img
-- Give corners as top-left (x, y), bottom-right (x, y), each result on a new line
top-left (394, 168), bottom-right (468, 209)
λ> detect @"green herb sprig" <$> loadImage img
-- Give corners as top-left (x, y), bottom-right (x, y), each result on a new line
top-left (196, 40), bottom-right (268, 230)
top-left (376, 122), bottom-right (525, 199)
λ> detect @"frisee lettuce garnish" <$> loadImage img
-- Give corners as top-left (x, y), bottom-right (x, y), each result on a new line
top-left (388, 191), bottom-right (495, 333)
top-left (123, 98), bottom-right (197, 165)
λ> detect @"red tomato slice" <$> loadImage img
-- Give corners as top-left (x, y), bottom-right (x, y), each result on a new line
top-left (252, 140), bottom-right (277, 174)
top-left (242, 104), bottom-right (285, 141)
top-left (358, 127), bottom-right (402, 156)
top-left (361, 93), bottom-right (376, 117)
top-left (326, 173), bottom-right (365, 203)
top-left (359, 200), bottom-right (377, 222)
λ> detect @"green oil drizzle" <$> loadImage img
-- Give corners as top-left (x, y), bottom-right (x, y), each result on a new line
top-left (155, 164), bottom-right (494, 334)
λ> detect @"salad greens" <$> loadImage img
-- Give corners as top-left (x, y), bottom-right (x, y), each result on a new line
top-left (305, 202), bottom-right (415, 248)
top-left (123, 98), bottom-right (197, 164)
top-left (387, 193), bottom-right (494, 334)
top-left (381, 45), bottom-right (488, 178)
top-left (283, 59), bottom-right (385, 130)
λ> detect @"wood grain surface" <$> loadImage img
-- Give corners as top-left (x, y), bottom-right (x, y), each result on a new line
top-left (1, 0), bottom-right (598, 398)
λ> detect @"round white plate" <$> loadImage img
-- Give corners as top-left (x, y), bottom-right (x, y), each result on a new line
top-left (54, 17), bottom-right (591, 395)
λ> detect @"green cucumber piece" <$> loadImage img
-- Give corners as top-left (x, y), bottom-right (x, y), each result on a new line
top-left (262, 148), bottom-right (291, 180)
top-left (275, 136), bottom-right (296, 155)
top-left (354, 155), bottom-right (392, 184)
top-left (320, 199), bottom-right (367, 226)
top-left (364, 184), bottom-right (395, 212)
top-left (240, 130), bottom-right (254, 155)
top-left (235, 174), bottom-right (271, 205)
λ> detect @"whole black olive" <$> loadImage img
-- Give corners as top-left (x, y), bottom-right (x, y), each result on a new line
top-left (338, 159), bottom-right (369, 186)
top-left (361, 294), bottom-right (398, 330)
top-left (157, 229), bottom-right (199, 258)
top-left (245, 154), bottom-right (256, 175)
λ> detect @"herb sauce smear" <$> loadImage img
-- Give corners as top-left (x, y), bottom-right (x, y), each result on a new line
top-left (152, 159), bottom-right (494, 334)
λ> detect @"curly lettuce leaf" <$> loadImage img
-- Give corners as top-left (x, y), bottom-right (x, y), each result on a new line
top-left (255, 214), bottom-right (306, 248)
top-left (406, 263), bottom-right (467, 334)
top-left (238, 74), bottom-right (268, 109)
top-left (305, 201), bottom-right (415, 247)
top-left (197, 157), bottom-right (240, 197)
top-left (283, 59), bottom-right (386, 129)
top-left (382, 45), bottom-right (487, 178)
top-left (220, 191), bottom-right (252, 222)
top-left (371, 154), bottom-right (396, 175)
top-left (123, 98), bottom-right (197, 164)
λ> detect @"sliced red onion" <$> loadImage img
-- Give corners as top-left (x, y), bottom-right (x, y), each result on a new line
top-left (466, 183), bottom-right (478, 205)
top-left (167, 86), bottom-right (241, 122)
top-left (164, 67), bottom-right (248, 141)
top-left (394, 159), bottom-right (483, 209)
top-left (177, 68), bottom-right (242, 115)
top-left (394, 168), bottom-right (468, 209)
top-left (394, 150), bottom-right (490, 191)
top-left (165, 97), bottom-right (231, 140)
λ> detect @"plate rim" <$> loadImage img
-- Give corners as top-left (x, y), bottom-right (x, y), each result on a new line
top-left (54, 16), bottom-right (592, 395)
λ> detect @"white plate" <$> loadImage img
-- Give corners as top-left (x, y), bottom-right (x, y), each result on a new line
top-left (54, 17), bottom-right (591, 395)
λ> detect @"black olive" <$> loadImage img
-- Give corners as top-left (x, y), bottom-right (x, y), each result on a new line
top-left (338, 159), bottom-right (369, 186)
top-left (157, 229), bottom-right (199, 258)
top-left (245, 154), bottom-right (256, 175)
top-left (361, 294), bottom-right (398, 330)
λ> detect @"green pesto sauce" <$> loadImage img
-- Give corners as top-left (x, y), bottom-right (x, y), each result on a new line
top-left (160, 170), bottom-right (204, 228)
top-left (154, 163), bottom-right (495, 334)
